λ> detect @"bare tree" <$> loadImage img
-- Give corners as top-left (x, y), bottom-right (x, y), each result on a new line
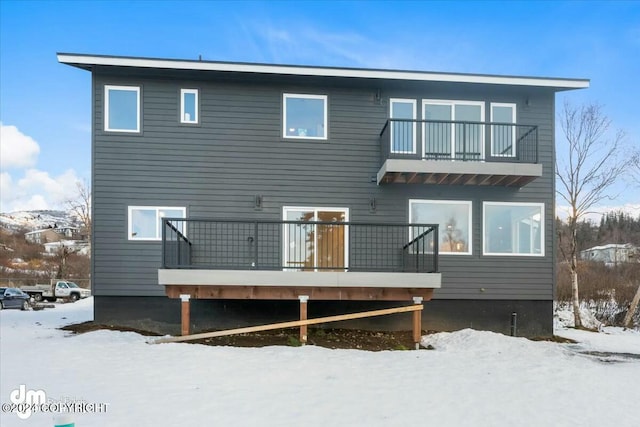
top-left (66, 180), bottom-right (91, 243)
top-left (53, 245), bottom-right (74, 279)
top-left (556, 101), bottom-right (629, 328)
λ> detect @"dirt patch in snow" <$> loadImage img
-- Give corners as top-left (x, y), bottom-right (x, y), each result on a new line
top-left (61, 321), bottom-right (421, 351)
top-left (189, 328), bottom-right (419, 351)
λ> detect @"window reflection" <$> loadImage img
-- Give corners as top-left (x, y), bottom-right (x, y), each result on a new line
top-left (410, 200), bottom-right (472, 254)
top-left (283, 94), bottom-right (327, 139)
top-left (484, 203), bottom-right (543, 255)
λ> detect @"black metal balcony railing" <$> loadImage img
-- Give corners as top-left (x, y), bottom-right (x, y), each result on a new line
top-left (380, 119), bottom-right (538, 164)
top-left (162, 219), bottom-right (439, 273)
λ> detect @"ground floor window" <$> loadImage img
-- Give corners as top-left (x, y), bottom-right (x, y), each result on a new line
top-left (283, 207), bottom-right (348, 271)
top-left (128, 206), bottom-right (186, 241)
top-left (483, 202), bottom-right (544, 256)
top-left (409, 200), bottom-right (472, 254)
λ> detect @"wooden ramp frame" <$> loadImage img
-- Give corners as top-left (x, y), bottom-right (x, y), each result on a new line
top-left (153, 303), bottom-right (424, 348)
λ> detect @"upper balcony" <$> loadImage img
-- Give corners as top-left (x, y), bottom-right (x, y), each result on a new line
top-left (378, 119), bottom-right (542, 186)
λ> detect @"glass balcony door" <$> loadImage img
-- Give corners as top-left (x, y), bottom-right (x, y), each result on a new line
top-left (423, 100), bottom-right (484, 160)
top-left (283, 207), bottom-right (348, 271)
top-left (423, 103), bottom-right (452, 159)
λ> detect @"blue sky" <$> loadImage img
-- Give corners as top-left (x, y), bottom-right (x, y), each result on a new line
top-left (1, 0), bottom-right (638, 214)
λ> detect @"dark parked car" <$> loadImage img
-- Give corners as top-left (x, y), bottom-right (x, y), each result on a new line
top-left (0, 287), bottom-right (31, 310)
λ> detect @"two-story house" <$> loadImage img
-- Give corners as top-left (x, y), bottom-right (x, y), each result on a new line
top-left (25, 226), bottom-right (80, 244)
top-left (59, 53), bottom-right (588, 337)
top-left (580, 243), bottom-right (639, 266)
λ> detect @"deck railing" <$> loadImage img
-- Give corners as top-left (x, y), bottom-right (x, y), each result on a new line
top-left (380, 119), bottom-right (538, 164)
top-left (162, 219), bottom-right (439, 273)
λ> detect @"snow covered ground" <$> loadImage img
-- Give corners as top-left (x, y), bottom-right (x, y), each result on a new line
top-left (1, 298), bottom-right (639, 427)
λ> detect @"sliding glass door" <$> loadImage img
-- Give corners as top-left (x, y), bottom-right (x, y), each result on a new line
top-left (423, 100), bottom-right (484, 160)
top-left (283, 207), bottom-right (348, 271)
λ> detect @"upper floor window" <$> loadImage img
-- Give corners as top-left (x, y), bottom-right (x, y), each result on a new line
top-left (283, 94), bottom-right (327, 140)
top-left (105, 85), bottom-right (140, 132)
top-left (490, 103), bottom-right (516, 157)
top-left (128, 206), bottom-right (186, 241)
top-left (483, 202), bottom-right (544, 256)
top-left (181, 89), bottom-right (199, 124)
top-left (410, 199), bottom-right (472, 255)
top-left (390, 99), bottom-right (416, 154)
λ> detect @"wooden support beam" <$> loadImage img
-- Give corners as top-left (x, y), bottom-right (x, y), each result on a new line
top-left (491, 175), bottom-right (509, 185)
top-left (478, 174), bottom-right (493, 185)
top-left (462, 174), bottom-right (478, 185)
top-left (180, 294), bottom-right (191, 336)
top-left (504, 175), bottom-right (523, 187)
top-left (412, 296), bottom-right (423, 350)
top-left (165, 285), bottom-right (434, 302)
top-left (436, 173), bottom-right (449, 185)
top-left (153, 304), bottom-right (424, 344)
top-left (299, 295), bottom-right (309, 345)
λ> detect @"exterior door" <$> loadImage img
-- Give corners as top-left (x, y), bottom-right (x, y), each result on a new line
top-left (283, 207), bottom-right (348, 271)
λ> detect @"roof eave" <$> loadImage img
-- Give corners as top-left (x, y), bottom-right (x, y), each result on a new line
top-left (57, 53), bottom-right (590, 90)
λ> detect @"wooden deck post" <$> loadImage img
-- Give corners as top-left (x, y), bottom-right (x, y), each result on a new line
top-left (153, 304), bottom-right (424, 344)
top-left (412, 296), bottom-right (423, 350)
top-left (299, 295), bottom-right (309, 345)
top-left (180, 294), bottom-right (191, 336)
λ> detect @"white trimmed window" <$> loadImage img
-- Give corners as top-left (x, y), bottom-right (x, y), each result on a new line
top-left (390, 98), bottom-right (417, 154)
top-left (128, 206), bottom-right (186, 241)
top-left (490, 103), bottom-right (516, 157)
top-left (283, 94), bottom-right (327, 139)
top-left (105, 85), bottom-right (140, 132)
top-left (483, 202), bottom-right (544, 256)
top-left (409, 200), bottom-right (472, 255)
top-left (181, 89), bottom-right (199, 124)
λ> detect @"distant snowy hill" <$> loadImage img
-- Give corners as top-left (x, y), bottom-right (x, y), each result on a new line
top-left (0, 210), bottom-right (78, 232)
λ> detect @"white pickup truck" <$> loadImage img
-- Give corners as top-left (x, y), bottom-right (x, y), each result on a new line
top-left (21, 280), bottom-right (91, 302)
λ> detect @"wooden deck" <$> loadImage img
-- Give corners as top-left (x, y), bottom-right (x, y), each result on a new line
top-left (159, 268), bottom-right (440, 346)
top-left (164, 284), bottom-right (434, 301)
top-left (159, 269), bottom-right (441, 301)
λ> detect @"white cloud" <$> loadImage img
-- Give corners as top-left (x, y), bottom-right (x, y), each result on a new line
top-left (0, 123), bottom-right (83, 213)
top-left (0, 123), bottom-right (40, 169)
top-left (1, 168), bottom-right (80, 212)
top-left (0, 172), bottom-right (13, 206)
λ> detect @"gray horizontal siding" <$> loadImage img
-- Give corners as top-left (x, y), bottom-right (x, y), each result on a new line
top-left (92, 72), bottom-right (555, 300)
